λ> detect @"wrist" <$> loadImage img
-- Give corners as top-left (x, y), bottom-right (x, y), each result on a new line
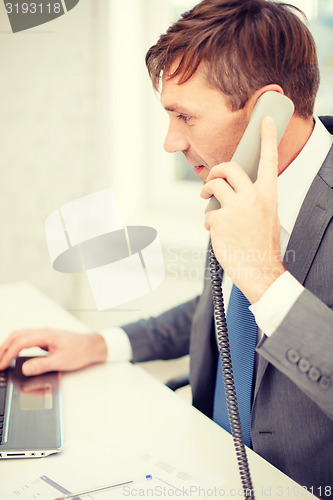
top-left (244, 263), bottom-right (286, 304)
top-left (87, 333), bottom-right (108, 364)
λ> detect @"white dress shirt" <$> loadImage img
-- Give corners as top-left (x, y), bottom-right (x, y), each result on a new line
top-left (100, 117), bottom-right (333, 361)
top-left (249, 116), bottom-right (332, 336)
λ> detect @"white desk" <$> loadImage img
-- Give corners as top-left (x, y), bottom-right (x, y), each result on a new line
top-left (0, 282), bottom-right (315, 498)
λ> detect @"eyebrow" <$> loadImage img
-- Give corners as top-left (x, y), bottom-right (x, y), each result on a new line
top-left (163, 103), bottom-right (193, 115)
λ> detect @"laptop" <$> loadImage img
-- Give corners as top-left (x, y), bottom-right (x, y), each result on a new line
top-left (0, 356), bottom-right (63, 458)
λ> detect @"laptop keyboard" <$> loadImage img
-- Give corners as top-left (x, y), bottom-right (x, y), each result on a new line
top-left (0, 371), bottom-right (8, 441)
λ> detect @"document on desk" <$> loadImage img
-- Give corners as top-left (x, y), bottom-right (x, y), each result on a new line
top-left (0, 430), bottom-right (225, 499)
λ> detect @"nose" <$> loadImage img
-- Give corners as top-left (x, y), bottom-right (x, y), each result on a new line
top-left (164, 121), bottom-right (190, 154)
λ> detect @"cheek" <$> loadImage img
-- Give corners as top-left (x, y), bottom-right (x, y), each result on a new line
top-left (209, 121), bottom-right (248, 164)
top-left (195, 128), bottom-right (223, 160)
top-left (205, 109), bottom-right (249, 163)
top-left (200, 131), bottom-right (230, 165)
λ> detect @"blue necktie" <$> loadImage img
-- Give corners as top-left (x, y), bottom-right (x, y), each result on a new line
top-left (213, 284), bottom-right (257, 448)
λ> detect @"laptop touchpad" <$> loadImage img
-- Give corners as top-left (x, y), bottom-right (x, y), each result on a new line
top-left (20, 379), bottom-right (53, 410)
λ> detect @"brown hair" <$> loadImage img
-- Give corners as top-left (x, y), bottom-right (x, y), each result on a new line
top-left (145, 0), bottom-right (320, 117)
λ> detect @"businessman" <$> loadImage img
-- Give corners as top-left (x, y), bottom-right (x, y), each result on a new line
top-left (0, 1), bottom-right (332, 496)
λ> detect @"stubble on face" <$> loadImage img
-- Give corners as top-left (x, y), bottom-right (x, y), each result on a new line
top-left (161, 62), bottom-right (251, 182)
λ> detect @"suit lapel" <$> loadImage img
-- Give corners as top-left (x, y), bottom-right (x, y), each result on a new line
top-left (254, 145), bottom-right (333, 401)
top-left (285, 175), bottom-right (333, 283)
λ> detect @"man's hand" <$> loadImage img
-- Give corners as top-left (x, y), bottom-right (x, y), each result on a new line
top-left (0, 328), bottom-right (108, 376)
top-left (201, 116), bottom-right (286, 304)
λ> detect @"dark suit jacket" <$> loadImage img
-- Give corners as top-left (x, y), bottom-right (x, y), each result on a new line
top-left (124, 116), bottom-right (333, 498)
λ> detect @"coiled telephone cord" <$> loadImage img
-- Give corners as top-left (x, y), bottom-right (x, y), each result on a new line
top-left (209, 243), bottom-right (255, 499)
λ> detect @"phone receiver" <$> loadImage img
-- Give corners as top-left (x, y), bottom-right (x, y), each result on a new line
top-left (205, 91), bottom-right (294, 213)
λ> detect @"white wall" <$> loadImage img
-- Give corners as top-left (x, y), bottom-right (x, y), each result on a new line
top-left (0, 1), bottom-right (110, 308)
top-left (0, 0), bottom-right (206, 334)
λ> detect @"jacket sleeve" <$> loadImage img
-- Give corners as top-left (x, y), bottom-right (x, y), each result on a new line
top-left (256, 288), bottom-right (333, 419)
top-left (122, 296), bottom-right (200, 362)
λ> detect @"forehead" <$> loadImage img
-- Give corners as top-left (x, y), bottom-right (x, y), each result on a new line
top-left (160, 62), bottom-right (228, 113)
top-left (161, 67), bottom-right (202, 105)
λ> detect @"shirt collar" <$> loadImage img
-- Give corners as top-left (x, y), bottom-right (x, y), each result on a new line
top-left (277, 116), bottom-right (333, 237)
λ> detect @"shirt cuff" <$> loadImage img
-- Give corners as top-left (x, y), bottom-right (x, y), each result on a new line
top-left (98, 327), bottom-right (133, 362)
top-left (249, 271), bottom-right (304, 337)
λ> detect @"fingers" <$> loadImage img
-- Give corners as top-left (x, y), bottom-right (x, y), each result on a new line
top-left (0, 329), bottom-right (52, 372)
top-left (205, 161), bottom-right (253, 190)
top-left (22, 354), bottom-right (60, 376)
top-left (201, 160), bottom-right (255, 211)
top-left (203, 208), bottom-right (222, 231)
top-left (257, 116), bottom-right (278, 186)
top-left (0, 329), bottom-right (106, 376)
top-left (200, 177), bottom-right (234, 204)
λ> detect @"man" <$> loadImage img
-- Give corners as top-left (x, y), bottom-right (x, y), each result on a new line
top-left (0, 0), bottom-right (332, 496)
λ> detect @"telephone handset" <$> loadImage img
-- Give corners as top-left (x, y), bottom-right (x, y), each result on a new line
top-left (207, 91), bottom-right (294, 499)
top-left (206, 91), bottom-right (294, 213)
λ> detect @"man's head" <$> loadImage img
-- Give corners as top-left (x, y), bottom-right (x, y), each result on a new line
top-left (146, 0), bottom-right (319, 118)
top-left (146, 0), bottom-right (319, 180)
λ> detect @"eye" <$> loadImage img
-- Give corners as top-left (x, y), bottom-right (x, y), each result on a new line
top-left (177, 114), bottom-right (192, 123)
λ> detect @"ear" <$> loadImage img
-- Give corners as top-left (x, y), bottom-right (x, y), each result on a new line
top-left (256, 84), bottom-right (284, 98)
top-left (246, 84), bottom-right (285, 116)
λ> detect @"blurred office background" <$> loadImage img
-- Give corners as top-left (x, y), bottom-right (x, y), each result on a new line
top-left (0, 0), bottom-right (332, 387)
